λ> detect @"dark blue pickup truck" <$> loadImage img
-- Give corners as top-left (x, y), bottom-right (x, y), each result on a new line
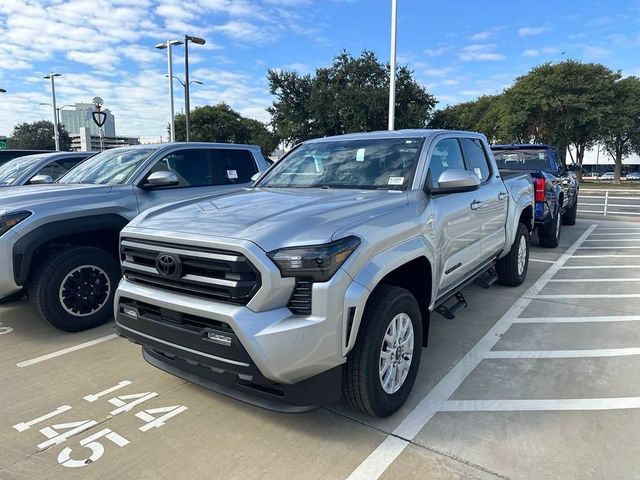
top-left (491, 144), bottom-right (579, 248)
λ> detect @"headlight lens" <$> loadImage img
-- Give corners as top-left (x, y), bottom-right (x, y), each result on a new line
top-left (0, 211), bottom-right (32, 237)
top-left (268, 236), bottom-right (361, 282)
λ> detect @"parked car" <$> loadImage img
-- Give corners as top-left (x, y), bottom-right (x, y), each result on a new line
top-left (626, 171), bottom-right (640, 181)
top-left (491, 144), bottom-right (580, 248)
top-left (600, 172), bottom-right (615, 180)
top-left (0, 149), bottom-right (53, 167)
top-left (115, 129), bottom-right (534, 417)
top-left (0, 142), bottom-right (269, 331)
top-left (0, 152), bottom-right (93, 186)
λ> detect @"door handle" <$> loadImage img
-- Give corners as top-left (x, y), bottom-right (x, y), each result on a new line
top-left (470, 200), bottom-right (483, 210)
top-left (498, 192), bottom-right (508, 200)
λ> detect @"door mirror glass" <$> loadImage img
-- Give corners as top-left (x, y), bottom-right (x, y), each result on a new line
top-left (29, 174), bottom-right (54, 185)
top-left (432, 169), bottom-right (480, 194)
top-left (144, 171), bottom-right (179, 188)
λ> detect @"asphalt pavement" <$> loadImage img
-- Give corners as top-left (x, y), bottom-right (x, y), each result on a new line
top-left (2, 217), bottom-right (640, 480)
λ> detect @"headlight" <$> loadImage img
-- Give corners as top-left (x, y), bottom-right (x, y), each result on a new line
top-left (268, 236), bottom-right (361, 282)
top-left (0, 211), bottom-right (32, 237)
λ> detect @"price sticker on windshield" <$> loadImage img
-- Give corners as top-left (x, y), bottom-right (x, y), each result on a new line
top-left (227, 170), bottom-right (238, 180)
top-left (388, 176), bottom-right (404, 186)
top-left (356, 149), bottom-right (365, 162)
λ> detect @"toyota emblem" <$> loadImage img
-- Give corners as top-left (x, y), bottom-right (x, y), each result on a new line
top-left (155, 253), bottom-right (182, 278)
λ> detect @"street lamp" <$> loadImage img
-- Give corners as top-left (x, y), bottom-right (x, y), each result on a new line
top-left (165, 75), bottom-right (203, 88)
top-left (39, 103), bottom-right (73, 127)
top-left (155, 40), bottom-right (184, 142)
top-left (388, 0), bottom-right (397, 131)
top-left (43, 73), bottom-right (62, 150)
top-left (184, 35), bottom-right (206, 142)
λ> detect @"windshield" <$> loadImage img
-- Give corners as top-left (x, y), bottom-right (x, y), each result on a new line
top-left (257, 138), bottom-right (424, 190)
top-left (492, 148), bottom-right (550, 170)
top-left (57, 147), bottom-right (158, 185)
top-left (0, 154), bottom-right (47, 185)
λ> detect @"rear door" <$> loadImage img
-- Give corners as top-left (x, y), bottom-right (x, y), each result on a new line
top-left (460, 138), bottom-right (508, 258)
top-left (426, 137), bottom-right (484, 296)
top-left (134, 147), bottom-right (259, 212)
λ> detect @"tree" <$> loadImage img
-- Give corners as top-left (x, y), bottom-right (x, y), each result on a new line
top-left (268, 50), bottom-right (437, 143)
top-left (599, 76), bottom-right (640, 184)
top-left (429, 95), bottom-right (506, 142)
top-left (174, 104), bottom-right (278, 155)
top-left (7, 120), bottom-right (71, 150)
top-left (500, 61), bottom-right (620, 168)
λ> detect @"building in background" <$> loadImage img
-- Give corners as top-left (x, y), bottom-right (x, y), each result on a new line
top-left (60, 103), bottom-right (116, 137)
top-left (569, 145), bottom-right (640, 177)
top-left (70, 127), bottom-right (140, 152)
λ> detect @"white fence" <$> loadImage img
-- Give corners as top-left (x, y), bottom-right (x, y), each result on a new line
top-left (578, 189), bottom-right (640, 217)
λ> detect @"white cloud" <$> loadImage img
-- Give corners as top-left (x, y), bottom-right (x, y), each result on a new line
top-left (522, 47), bottom-right (558, 58)
top-left (518, 26), bottom-right (547, 36)
top-left (583, 45), bottom-right (611, 57)
top-left (470, 29), bottom-right (499, 41)
top-left (459, 44), bottom-right (505, 61)
top-left (423, 46), bottom-right (451, 57)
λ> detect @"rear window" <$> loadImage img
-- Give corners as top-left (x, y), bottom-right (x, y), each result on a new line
top-left (492, 148), bottom-right (550, 170)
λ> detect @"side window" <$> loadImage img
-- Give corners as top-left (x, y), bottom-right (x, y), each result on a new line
top-left (460, 138), bottom-right (491, 182)
top-left (147, 149), bottom-right (212, 187)
top-left (428, 138), bottom-right (465, 188)
top-left (36, 161), bottom-right (66, 180)
top-left (212, 149), bottom-right (258, 184)
top-left (58, 157), bottom-right (87, 172)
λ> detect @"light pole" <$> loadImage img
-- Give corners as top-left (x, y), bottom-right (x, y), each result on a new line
top-left (184, 35), bottom-right (206, 142)
top-left (39, 103), bottom-right (73, 127)
top-left (166, 75), bottom-right (203, 89)
top-left (43, 73), bottom-right (62, 150)
top-left (388, 0), bottom-right (398, 131)
top-left (156, 40), bottom-right (184, 142)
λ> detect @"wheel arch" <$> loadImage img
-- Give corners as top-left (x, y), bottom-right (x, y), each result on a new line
top-left (12, 214), bottom-right (129, 286)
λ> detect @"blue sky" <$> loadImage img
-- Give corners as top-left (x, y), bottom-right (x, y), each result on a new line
top-left (0, 0), bottom-right (639, 141)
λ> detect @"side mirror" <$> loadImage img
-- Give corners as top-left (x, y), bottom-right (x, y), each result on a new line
top-left (431, 169), bottom-right (481, 194)
top-left (29, 174), bottom-right (54, 185)
top-left (567, 164), bottom-right (582, 172)
top-left (143, 171), bottom-right (179, 188)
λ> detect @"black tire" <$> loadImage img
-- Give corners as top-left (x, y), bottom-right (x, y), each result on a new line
top-left (28, 246), bottom-right (121, 332)
top-left (343, 285), bottom-right (422, 418)
top-left (562, 197), bottom-right (578, 226)
top-left (496, 223), bottom-right (530, 286)
top-left (538, 209), bottom-right (561, 248)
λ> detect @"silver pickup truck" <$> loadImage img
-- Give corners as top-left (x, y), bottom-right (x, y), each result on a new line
top-left (0, 143), bottom-right (268, 331)
top-left (115, 130), bottom-right (534, 417)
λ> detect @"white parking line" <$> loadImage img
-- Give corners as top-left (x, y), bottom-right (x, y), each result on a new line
top-left (536, 294), bottom-right (640, 299)
top-left (484, 348), bottom-right (640, 359)
top-left (513, 315), bottom-right (640, 323)
top-left (590, 233), bottom-right (640, 236)
top-left (561, 265), bottom-right (640, 269)
top-left (16, 334), bottom-right (118, 368)
top-left (578, 246), bottom-right (640, 250)
top-left (345, 224), bottom-right (598, 480)
top-left (440, 398), bottom-right (640, 412)
top-left (547, 278), bottom-right (640, 282)
top-left (584, 239), bottom-right (640, 242)
top-left (529, 258), bottom-right (556, 264)
top-left (595, 227), bottom-right (640, 230)
top-left (571, 254), bottom-right (640, 258)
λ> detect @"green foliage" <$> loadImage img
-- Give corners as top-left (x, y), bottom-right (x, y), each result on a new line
top-left (7, 120), bottom-right (70, 150)
top-left (268, 50), bottom-right (437, 143)
top-left (599, 76), bottom-right (640, 183)
top-left (174, 104), bottom-right (278, 155)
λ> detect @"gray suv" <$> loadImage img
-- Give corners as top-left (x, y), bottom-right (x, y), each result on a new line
top-left (0, 142), bottom-right (269, 331)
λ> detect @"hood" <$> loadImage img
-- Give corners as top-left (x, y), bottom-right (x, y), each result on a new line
top-left (132, 188), bottom-right (408, 252)
top-left (0, 184), bottom-right (113, 214)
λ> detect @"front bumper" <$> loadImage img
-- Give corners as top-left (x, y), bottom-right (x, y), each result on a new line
top-left (0, 230), bottom-right (22, 301)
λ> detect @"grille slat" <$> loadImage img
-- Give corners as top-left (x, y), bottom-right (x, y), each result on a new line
top-left (121, 238), bottom-right (260, 305)
top-left (288, 279), bottom-right (312, 315)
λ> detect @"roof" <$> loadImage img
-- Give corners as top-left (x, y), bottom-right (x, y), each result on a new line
top-left (491, 144), bottom-right (550, 149)
top-left (303, 129), bottom-right (484, 144)
top-left (134, 142), bottom-right (261, 150)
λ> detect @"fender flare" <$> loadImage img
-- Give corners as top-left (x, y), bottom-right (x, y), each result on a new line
top-left (342, 237), bottom-right (436, 354)
top-left (12, 214), bottom-right (130, 285)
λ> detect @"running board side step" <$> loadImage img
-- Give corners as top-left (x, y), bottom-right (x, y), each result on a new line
top-left (475, 268), bottom-right (498, 289)
top-left (435, 292), bottom-right (467, 319)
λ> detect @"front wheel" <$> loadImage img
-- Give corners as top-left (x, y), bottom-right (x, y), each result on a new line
top-left (343, 285), bottom-right (422, 418)
top-left (28, 246), bottom-right (121, 332)
top-left (496, 223), bottom-right (530, 286)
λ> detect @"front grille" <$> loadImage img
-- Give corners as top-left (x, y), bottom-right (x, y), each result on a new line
top-left (288, 278), bottom-right (312, 315)
top-left (123, 298), bottom-right (232, 332)
top-left (121, 238), bottom-right (260, 305)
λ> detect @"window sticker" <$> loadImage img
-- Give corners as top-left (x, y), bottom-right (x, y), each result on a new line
top-left (114, 173), bottom-right (126, 182)
top-left (227, 170), bottom-right (238, 179)
top-left (474, 167), bottom-right (482, 178)
top-left (388, 176), bottom-right (404, 185)
top-left (538, 152), bottom-right (545, 160)
top-left (356, 148), bottom-right (365, 162)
